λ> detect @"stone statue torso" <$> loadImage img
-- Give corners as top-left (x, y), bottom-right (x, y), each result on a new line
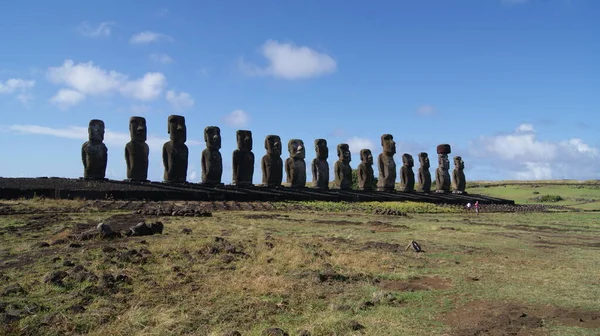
top-left (312, 158), bottom-right (329, 189)
top-left (400, 166), bottom-right (415, 192)
top-left (163, 141), bottom-right (188, 183)
top-left (125, 141), bottom-right (149, 181)
top-left (286, 157), bottom-right (306, 188)
top-left (377, 153), bottom-right (396, 190)
top-left (358, 163), bottom-right (374, 190)
top-left (334, 160), bottom-right (352, 190)
top-left (82, 141), bottom-right (108, 179)
top-left (418, 167), bottom-right (432, 192)
top-left (233, 150), bottom-right (254, 185)
top-left (453, 168), bottom-right (466, 192)
top-left (202, 148), bottom-right (223, 184)
top-left (262, 155), bottom-right (283, 187)
top-left (436, 165), bottom-right (451, 192)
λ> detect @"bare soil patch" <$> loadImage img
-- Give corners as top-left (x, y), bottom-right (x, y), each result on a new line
top-left (442, 300), bottom-right (600, 335)
top-left (378, 276), bottom-right (452, 292)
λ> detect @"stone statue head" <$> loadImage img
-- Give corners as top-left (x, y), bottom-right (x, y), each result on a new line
top-left (265, 135), bottom-right (282, 156)
top-left (437, 144), bottom-right (451, 169)
top-left (360, 149), bottom-right (373, 165)
top-left (418, 152), bottom-right (430, 169)
top-left (288, 139), bottom-right (305, 160)
top-left (381, 134), bottom-right (396, 155)
top-left (88, 119), bottom-right (105, 142)
top-left (337, 143), bottom-right (351, 163)
top-left (314, 139), bottom-right (328, 160)
top-left (204, 126), bottom-right (221, 150)
top-left (454, 156), bottom-right (464, 170)
top-left (129, 116), bottom-right (147, 142)
top-left (236, 130), bottom-right (252, 151)
top-left (402, 153), bottom-right (414, 168)
top-left (167, 115), bottom-right (186, 143)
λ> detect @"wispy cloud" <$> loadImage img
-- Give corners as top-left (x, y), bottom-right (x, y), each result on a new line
top-left (239, 39), bottom-right (337, 80)
top-left (346, 137), bottom-right (375, 154)
top-left (130, 31), bottom-right (174, 44)
top-left (77, 21), bottom-right (115, 38)
top-left (0, 78), bottom-right (35, 105)
top-left (150, 53), bottom-right (174, 64)
top-left (223, 109), bottom-right (250, 128)
top-left (165, 90), bottom-right (194, 111)
top-left (416, 105), bottom-right (437, 116)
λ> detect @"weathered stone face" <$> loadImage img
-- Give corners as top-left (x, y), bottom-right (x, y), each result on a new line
top-left (402, 153), bottom-right (414, 168)
top-left (419, 152), bottom-right (430, 170)
top-left (265, 135), bottom-right (282, 156)
top-left (381, 134), bottom-right (396, 155)
top-left (454, 156), bottom-right (464, 170)
top-left (361, 149), bottom-right (373, 165)
top-left (288, 139), bottom-right (305, 160)
top-left (89, 119), bottom-right (105, 142)
top-left (129, 117), bottom-right (147, 142)
top-left (435, 144), bottom-right (451, 193)
top-left (315, 139), bottom-right (328, 160)
top-left (337, 144), bottom-right (351, 163)
top-left (204, 126), bottom-right (221, 150)
top-left (237, 130), bottom-right (253, 151)
top-left (168, 115), bottom-right (186, 144)
top-left (438, 154), bottom-right (450, 170)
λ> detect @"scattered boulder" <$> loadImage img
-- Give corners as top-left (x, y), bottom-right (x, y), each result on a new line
top-left (32, 242), bottom-right (50, 248)
top-left (349, 320), bottom-right (365, 331)
top-left (97, 222), bottom-right (120, 239)
top-left (181, 228), bottom-right (192, 235)
top-left (262, 328), bottom-right (289, 336)
top-left (43, 271), bottom-right (68, 286)
top-left (126, 221), bottom-right (164, 237)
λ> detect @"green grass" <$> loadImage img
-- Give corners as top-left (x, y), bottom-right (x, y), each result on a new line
top-left (1, 198), bottom-right (600, 335)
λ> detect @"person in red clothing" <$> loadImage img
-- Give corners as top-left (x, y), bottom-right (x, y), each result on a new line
top-left (474, 201), bottom-right (479, 215)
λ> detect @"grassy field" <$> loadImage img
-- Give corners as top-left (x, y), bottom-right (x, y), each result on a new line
top-left (1, 192), bottom-right (599, 335)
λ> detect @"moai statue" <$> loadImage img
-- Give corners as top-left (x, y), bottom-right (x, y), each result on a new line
top-left (334, 143), bottom-right (353, 190)
top-left (124, 116), bottom-right (149, 182)
top-left (201, 126), bottom-right (223, 185)
top-left (377, 134), bottom-right (397, 191)
top-left (417, 152), bottom-right (432, 192)
top-left (232, 130), bottom-right (254, 186)
top-left (311, 139), bottom-right (329, 189)
top-left (82, 119), bottom-right (108, 180)
top-left (162, 115), bottom-right (188, 183)
top-left (435, 144), bottom-right (451, 193)
top-left (285, 139), bottom-right (307, 188)
top-left (400, 153), bottom-right (415, 192)
top-left (358, 149), bottom-right (374, 191)
top-left (452, 156), bottom-right (467, 194)
top-left (261, 135), bottom-right (283, 187)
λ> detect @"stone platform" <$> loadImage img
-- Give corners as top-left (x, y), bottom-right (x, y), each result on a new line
top-left (0, 177), bottom-right (514, 205)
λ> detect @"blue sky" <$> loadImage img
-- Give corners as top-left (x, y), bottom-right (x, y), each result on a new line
top-left (0, 0), bottom-right (598, 183)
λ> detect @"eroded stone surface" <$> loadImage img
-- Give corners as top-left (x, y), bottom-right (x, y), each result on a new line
top-left (232, 130), bottom-right (254, 186)
top-left (358, 149), bottom-right (374, 191)
top-left (435, 144), bottom-right (451, 193)
top-left (417, 152), bottom-right (432, 192)
top-left (125, 116), bottom-right (149, 182)
top-left (377, 134), bottom-right (396, 191)
top-left (285, 139), bottom-right (306, 188)
top-left (334, 143), bottom-right (352, 190)
top-left (201, 126), bottom-right (223, 185)
top-left (162, 115), bottom-right (188, 183)
top-left (261, 135), bottom-right (283, 187)
top-left (311, 139), bottom-right (329, 189)
top-left (452, 155), bottom-right (466, 194)
top-left (400, 153), bottom-right (415, 192)
top-left (82, 119), bottom-right (108, 180)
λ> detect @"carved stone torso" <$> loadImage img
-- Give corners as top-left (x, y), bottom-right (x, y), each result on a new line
top-left (82, 141), bottom-right (108, 180)
top-left (436, 166), bottom-right (451, 192)
top-left (125, 141), bottom-right (149, 181)
top-left (334, 160), bottom-right (352, 190)
top-left (202, 148), bottom-right (223, 184)
top-left (286, 157), bottom-right (306, 188)
top-left (262, 154), bottom-right (283, 187)
top-left (233, 150), bottom-right (254, 185)
top-left (163, 141), bottom-right (188, 183)
top-left (312, 158), bottom-right (329, 189)
top-left (400, 166), bottom-right (415, 192)
top-left (358, 162), bottom-right (374, 190)
top-left (377, 153), bottom-right (396, 191)
top-left (453, 168), bottom-right (466, 193)
top-left (418, 167), bottom-right (432, 192)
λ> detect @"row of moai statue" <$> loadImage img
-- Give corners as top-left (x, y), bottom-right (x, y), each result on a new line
top-left (81, 116), bottom-right (467, 193)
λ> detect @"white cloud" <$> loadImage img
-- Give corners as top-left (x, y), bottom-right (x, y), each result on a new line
top-left (77, 21), bottom-right (115, 38)
top-left (0, 78), bottom-right (35, 105)
top-left (165, 90), bottom-right (194, 111)
top-left (130, 31), bottom-right (173, 44)
top-left (46, 60), bottom-right (167, 108)
top-left (417, 105), bottom-right (437, 116)
top-left (150, 53), bottom-right (174, 64)
top-left (119, 73), bottom-right (166, 100)
top-left (223, 109), bottom-right (250, 128)
top-left (346, 137), bottom-right (375, 154)
top-left (50, 89), bottom-right (86, 109)
top-left (9, 124), bottom-right (202, 149)
top-left (239, 39), bottom-right (337, 80)
top-left (469, 124), bottom-right (599, 180)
